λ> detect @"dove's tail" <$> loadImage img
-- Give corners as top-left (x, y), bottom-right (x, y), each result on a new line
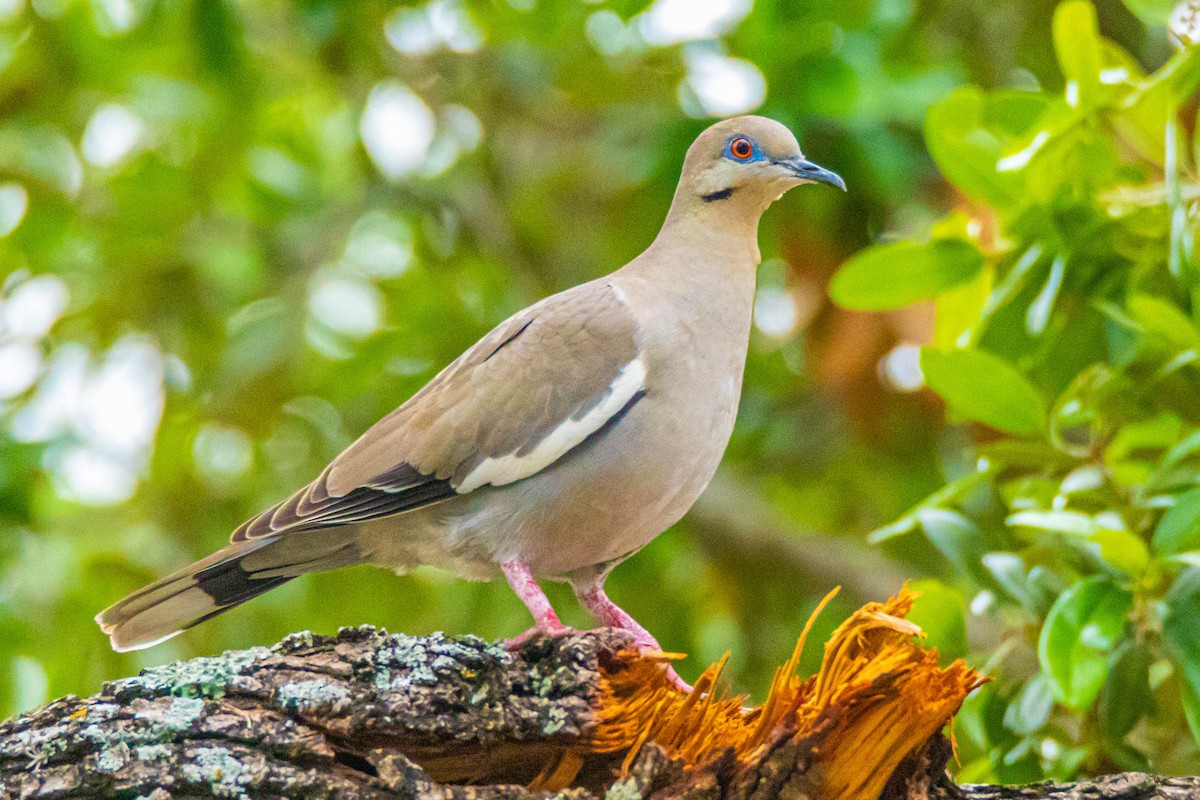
top-left (95, 533), bottom-right (361, 652)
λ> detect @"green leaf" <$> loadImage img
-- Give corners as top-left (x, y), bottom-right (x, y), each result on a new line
top-left (1025, 255), bottom-right (1065, 336)
top-left (867, 470), bottom-right (990, 543)
top-left (1152, 487), bottom-right (1200, 556)
top-left (916, 508), bottom-right (988, 580)
top-left (1114, 41), bottom-right (1191, 165)
top-left (829, 239), bottom-right (985, 311)
top-left (1147, 430), bottom-right (1200, 492)
top-left (1053, 1), bottom-right (1104, 108)
top-left (1163, 570), bottom-right (1200, 747)
top-left (1105, 740), bottom-right (1151, 773)
top-left (921, 348), bottom-right (1047, 436)
top-left (1006, 509), bottom-right (1097, 536)
top-left (924, 88), bottom-right (1049, 208)
top-left (1120, 0), bottom-right (1176, 24)
top-left (1027, 566), bottom-right (1070, 615)
top-left (1180, 678), bottom-right (1200, 754)
top-left (982, 552), bottom-right (1036, 608)
top-left (1098, 640), bottom-right (1152, 741)
top-left (957, 681), bottom-right (1007, 753)
top-left (1127, 294), bottom-right (1200, 350)
top-left (1003, 674), bottom-right (1053, 735)
top-left (1087, 528), bottom-right (1151, 577)
top-left (1038, 576), bottom-right (1132, 710)
top-left (1154, 45), bottom-right (1200, 103)
top-left (934, 268), bottom-right (990, 349)
top-left (907, 578), bottom-right (968, 660)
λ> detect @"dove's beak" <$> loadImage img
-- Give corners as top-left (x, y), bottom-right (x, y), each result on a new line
top-left (775, 158), bottom-right (846, 191)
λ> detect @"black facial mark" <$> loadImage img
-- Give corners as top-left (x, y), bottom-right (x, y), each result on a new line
top-left (702, 188), bottom-right (734, 203)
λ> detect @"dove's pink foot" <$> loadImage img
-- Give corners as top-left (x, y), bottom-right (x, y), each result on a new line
top-left (503, 620), bottom-right (574, 650)
top-left (501, 561), bottom-right (573, 651)
top-left (576, 580), bottom-right (694, 693)
top-left (501, 560), bottom-right (693, 692)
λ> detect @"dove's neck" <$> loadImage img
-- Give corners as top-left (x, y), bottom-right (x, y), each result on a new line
top-left (614, 194), bottom-right (763, 347)
top-left (665, 187), bottom-right (770, 264)
top-left (611, 190), bottom-right (762, 433)
top-left (621, 190), bottom-right (766, 292)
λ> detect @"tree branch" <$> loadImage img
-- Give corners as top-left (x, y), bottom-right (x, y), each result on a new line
top-left (0, 628), bottom-right (1194, 800)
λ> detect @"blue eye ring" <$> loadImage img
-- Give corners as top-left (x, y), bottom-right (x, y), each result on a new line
top-left (729, 136), bottom-right (754, 161)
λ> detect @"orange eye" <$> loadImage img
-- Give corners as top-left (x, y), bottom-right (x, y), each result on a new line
top-left (730, 137), bottom-right (754, 160)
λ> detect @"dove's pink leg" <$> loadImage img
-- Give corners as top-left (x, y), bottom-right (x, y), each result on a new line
top-left (501, 560), bottom-right (571, 650)
top-left (576, 580), bottom-right (693, 693)
top-left (576, 583), bottom-right (661, 649)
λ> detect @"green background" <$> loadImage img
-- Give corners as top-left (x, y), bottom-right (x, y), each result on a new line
top-left (2, 0), bottom-right (1199, 783)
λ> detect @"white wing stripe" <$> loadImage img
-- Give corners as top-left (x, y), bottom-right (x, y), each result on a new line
top-left (455, 357), bottom-right (646, 493)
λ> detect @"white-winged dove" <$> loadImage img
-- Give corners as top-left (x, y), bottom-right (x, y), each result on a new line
top-left (96, 116), bottom-right (844, 687)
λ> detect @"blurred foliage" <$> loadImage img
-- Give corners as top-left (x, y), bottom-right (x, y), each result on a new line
top-left (833, 0), bottom-right (1200, 780)
top-left (0, 0), bottom-right (1194, 784)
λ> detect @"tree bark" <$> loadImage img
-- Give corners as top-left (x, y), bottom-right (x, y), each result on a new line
top-left (0, 627), bottom-right (1194, 800)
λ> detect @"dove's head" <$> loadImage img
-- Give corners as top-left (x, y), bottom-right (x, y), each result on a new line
top-left (677, 116), bottom-right (844, 211)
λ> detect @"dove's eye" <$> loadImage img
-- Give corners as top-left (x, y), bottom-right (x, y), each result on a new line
top-left (730, 137), bottom-right (754, 160)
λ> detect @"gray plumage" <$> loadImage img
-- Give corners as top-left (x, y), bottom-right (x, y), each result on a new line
top-left (97, 115), bottom-right (845, 659)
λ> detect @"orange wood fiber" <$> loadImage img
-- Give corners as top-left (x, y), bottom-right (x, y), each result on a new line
top-left (556, 586), bottom-right (985, 800)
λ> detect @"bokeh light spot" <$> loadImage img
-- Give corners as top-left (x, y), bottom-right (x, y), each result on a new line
top-left (753, 286), bottom-right (800, 338)
top-left (0, 183), bottom-right (29, 236)
top-left (308, 269), bottom-right (385, 339)
top-left (1, 274), bottom-right (68, 337)
top-left (361, 82), bottom-right (436, 180)
top-left (194, 423), bottom-right (255, 487)
top-left (639, 0), bottom-right (752, 45)
top-left (0, 341), bottom-right (41, 399)
top-left (879, 343), bottom-right (925, 393)
top-left (343, 211), bottom-right (414, 278)
top-left (681, 49), bottom-right (766, 116)
top-left (82, 103), bottom-right (144, 168)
